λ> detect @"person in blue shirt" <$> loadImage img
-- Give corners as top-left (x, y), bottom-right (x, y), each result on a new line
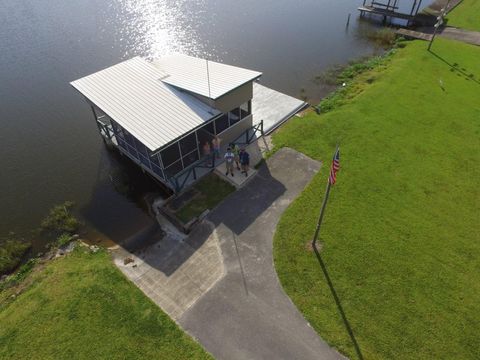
top-left (239, 148), bottom-right (250, 177)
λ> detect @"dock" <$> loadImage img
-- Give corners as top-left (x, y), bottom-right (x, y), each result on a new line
top-left (395, 28), bottom-right (433, 41)
top-left (358, 5), bottom-right (415, 21)
top-left (358, 0), bottom-right (425, 23)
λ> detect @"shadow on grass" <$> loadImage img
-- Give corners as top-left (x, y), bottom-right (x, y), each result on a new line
top-left (428, 49), bottom-right (480, 85)
top-left (312, 243), bottom-right (365, 360)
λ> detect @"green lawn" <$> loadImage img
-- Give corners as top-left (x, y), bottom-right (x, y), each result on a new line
top-left (176, 174), bottom-right (235, 223)
top-left (447, 0), bottom-right (480, 31)
top-left (273, 38), bottom-right (480, 359)
top-left (0, 248), bottom-right (211, 359)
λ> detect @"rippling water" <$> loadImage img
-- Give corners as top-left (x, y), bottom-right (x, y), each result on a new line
top-left (0, 0), bottom-right (382, 248)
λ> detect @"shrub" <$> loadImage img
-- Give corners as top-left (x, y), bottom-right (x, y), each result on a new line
top-left (0, 258), bottom-right (37, 291)
top-left (40, 201), bottom-right (80, 236)
top-left (317, 50), bottom-right (397, 114)
top-left (56, 233), bottom-right (73, 247)
top-left (365, 28), bottom-right (397, 48)
top-left (0, 235), bottom-right (31, 275)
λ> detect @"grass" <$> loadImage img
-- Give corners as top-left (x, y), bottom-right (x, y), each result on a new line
top-left (272, 38), bottom-right (480, 359)
top-left (0, 247), bottom-right (211, 359)
top-left (175, 174), bottom-right (235, 223)
top-left (0, 236), bottom-right (31, 276)
top-left (447, 0), bottom-right (480, 31)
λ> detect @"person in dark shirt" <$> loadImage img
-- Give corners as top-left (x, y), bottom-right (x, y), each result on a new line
top-left (239, 148), bottom-right (250, 177)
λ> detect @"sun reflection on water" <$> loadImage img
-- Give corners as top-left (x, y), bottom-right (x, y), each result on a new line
top-left (111, 0), bottom-right (217, 60)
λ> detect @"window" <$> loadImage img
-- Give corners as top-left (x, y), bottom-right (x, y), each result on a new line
top-left (134, 138), bottom-right (148, 157)
top-left (124, 131), bottom-right (135, 147)
top-left (151, 163), bottom-right (165, 179)
top-left (202, 121), bottom-right (215, 135)
top-left (182, 150), bottom-right (199, 168)
top-left (240, 101), bottom-right (250, 118)
top-left (197, 128), bottom-right (212, 150)
top-left (150, 153), bottom-right (160, 166)
top-left (215, 114), bottom-right (229, 134)
top-left (139, 154), bottom-right (150, 168)
top-left (118, 138), bottom-right (127, 150)
top-left (179, 132), bottom-right (197, 155)
top-left (229, 108), bottom-right (240, 126)
top-left (111, 122), bottom-right (124, 139)
top-left (161, 143), bottom-right (181, 168)
top-left (164, 160), bottom-right (183, 177)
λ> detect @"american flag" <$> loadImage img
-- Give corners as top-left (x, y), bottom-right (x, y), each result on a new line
top-left (329, 149), bottom-right (340, 185)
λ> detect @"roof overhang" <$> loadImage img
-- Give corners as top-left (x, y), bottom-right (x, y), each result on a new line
top-left (152, 54), bottom-right (262, 100)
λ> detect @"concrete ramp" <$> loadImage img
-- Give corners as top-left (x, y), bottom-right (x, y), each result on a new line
top-left (252, 83), bottom-right (307, 134)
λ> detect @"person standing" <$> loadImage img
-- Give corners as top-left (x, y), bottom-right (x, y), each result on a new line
top-left (231, 143), bottom-right (241, 170)
top-left (224, 147), bottom-right (235, 177)
top-left (203, 141), bottom-right (212, 166)
top-left (239, 148), bottom-right (250, 177)
top-left (212, 136), bottom-right (221, 159)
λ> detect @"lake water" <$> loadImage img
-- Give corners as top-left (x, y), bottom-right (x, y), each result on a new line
top-left (1, 0), bottom-right (385, 248)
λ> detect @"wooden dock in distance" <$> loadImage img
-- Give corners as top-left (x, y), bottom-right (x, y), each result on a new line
top-left (395, 28), bottom-right (433, 41)
top-left (358, 5), bottom-right (415, 21)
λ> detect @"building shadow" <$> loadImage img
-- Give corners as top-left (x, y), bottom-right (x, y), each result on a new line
top-left (79, 147), bottom-right (165, 246)
top-left (209, 158), bottom-right (286, 235)
top-left (312, 243), bottom-right (365, 360)
top-left (428, 49), bottom-right (480, 85)
top-left (127, 146), bottom-right (286, 276)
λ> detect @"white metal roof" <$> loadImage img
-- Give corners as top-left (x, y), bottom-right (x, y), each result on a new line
top-left (152, 55), bottom-right (262, 100)
top-left (71, 57), bottom-right (220, 151)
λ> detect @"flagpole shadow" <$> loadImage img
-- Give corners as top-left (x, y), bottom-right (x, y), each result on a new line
top-left (312, 243), bottom-right (364, 360)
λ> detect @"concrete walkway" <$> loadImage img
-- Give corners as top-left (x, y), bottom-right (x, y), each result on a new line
top-left (179, 148), bottom-right (344, 360)
top-left (112, 217), bottom-right (224, 320)
top-left (437, 27), bottom-right (480, 46)
top-left (414, 26), bottom-right (480, 47)
top-left (113, 148), bottom-right (343, 359)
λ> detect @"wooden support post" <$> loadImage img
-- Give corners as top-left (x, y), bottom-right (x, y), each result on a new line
top-left (415, 0), bottom-right (423, 16)
top-left (410, 0), bottom-right (418, 16)
top-left (90, 105), bottom-right (98, 121)
top-left (175, 178), bottom-right (180, 193)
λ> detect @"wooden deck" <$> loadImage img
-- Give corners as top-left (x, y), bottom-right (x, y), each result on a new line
top-left (358, 5), bottom-right (415, 21)
top-left (395, 28), bottom-right (433, 41)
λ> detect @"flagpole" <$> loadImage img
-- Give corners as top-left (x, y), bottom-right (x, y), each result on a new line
top-left (312, 145), bottom-right (339, 247)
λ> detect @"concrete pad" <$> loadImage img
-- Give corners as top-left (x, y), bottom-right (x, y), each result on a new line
top-left (112, 217), bottom-right (224, 321)
top-left (214, 136), bottom-right (270, 188)
top-left (252, 83), bottom-right (307, 134)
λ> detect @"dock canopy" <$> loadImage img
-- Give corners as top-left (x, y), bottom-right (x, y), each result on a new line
top-left (71, 57), bottom-right (221, 151)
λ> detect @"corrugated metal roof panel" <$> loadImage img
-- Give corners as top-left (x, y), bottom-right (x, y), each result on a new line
top-left (152, 55), bottom-right (262, 99)
top-left (71, 57), bottom-right (219, 151)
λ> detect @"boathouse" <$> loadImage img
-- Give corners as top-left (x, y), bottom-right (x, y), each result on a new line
top-left (71, 55), bottom-right (305, 193)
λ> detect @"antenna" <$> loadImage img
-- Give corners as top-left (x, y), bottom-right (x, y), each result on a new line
top-left (206, 59), bottom-right (212, 99)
